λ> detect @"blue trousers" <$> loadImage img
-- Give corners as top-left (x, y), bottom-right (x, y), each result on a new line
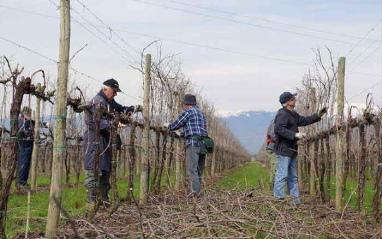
top-left (18, 143), bottom-right (33, 186)
top-left (273, 155), bottom-right (301, 204)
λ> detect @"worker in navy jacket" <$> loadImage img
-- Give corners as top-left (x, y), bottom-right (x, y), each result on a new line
top-left (83, 78), bottom-right (143, 206)
top-left (273, 92), bottom-right (327, 205)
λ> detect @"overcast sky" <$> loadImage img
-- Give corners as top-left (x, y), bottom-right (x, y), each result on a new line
top-left (1, 0), bottom-right (381, 113)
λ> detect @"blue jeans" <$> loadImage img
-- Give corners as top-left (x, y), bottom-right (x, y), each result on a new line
top-left (273, 155), bottom-right (301, 204)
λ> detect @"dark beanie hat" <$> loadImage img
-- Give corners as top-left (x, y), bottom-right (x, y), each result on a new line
top-left (183, 94), bottom-right (197, 105)
top-left (279, 92), bottom-right (297, 104)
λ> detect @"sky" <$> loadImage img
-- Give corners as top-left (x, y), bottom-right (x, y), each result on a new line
top-left (1, 0), bottom-right (382, 114)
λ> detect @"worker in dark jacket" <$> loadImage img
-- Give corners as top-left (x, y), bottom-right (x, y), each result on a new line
top-left (17, 106), bottom-right (35, 187)
top-left (18, 106), bottom-right (50, 187)
top-left (273, 92), bottom-right (327, 205)
top-left (83, 78), bottom-right (143, 206)
top-left (167, 94), bottom-right (208, 198)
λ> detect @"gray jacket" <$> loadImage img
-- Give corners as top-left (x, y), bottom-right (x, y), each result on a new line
top-left (83, 90), bottom-right (134, 172)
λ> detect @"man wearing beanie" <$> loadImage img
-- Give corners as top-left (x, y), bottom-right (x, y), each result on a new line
top-left (273, 92), bottom-right (327, 205)
top-left (167, 94), bottom-right (208, 198)
top-left (83, 78), bottom-right (143, 207)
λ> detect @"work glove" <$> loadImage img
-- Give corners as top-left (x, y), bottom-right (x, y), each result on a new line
top-left (160, 123), bottom-right (170, 132)
top-left (173, 130), bottom-right (181, 137)
top-left (134, 105), bottom-right (143, 113)
top-left (159, 126), bottom-right (169, 133)
top-left (118, 122), bottom-right (126, 128)
top-left (318, 107), bottom-right (328, 117)
top-left (40, 134), bottom-right (47, 140)
top-left (295, 132), bottom-right (307, 140)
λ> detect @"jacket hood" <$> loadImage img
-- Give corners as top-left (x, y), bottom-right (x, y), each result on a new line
top-left (98, 89), bottom-right (113, 103)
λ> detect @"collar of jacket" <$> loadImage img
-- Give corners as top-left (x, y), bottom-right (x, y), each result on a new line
top-left (184, 105), bottom-right (199, 112)
top-left (97, 89), bottom-right (113, 103)
top-left (281, 107), bottom-right (296, 115)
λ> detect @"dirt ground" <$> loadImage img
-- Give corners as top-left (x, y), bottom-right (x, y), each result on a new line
top-left (14, 166), bottom-right (382, 239)
top-left (34, 186), bottom-right (380, 239)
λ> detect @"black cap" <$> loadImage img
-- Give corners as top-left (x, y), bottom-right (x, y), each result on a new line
top-left (183, 94), bottom-right (197, 105)
top-left (103, 78), bottom-right (122, 92)
top-left (279, 92), bottom-right (297, 104)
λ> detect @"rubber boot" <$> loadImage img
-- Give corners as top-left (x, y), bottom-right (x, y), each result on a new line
top-left (101, 185), bottom-right (110, 203)
top-left (86, 188), bottom-right (96, 212)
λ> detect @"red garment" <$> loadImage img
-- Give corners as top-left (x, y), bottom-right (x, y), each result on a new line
top-left (266, 135), bottom-right (273, 143)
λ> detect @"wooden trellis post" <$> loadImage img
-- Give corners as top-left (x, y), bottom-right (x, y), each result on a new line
top-left (45, 0), bottom-right (71, 236)
top-left (174, 89), bottom-right (184, 190)
top-left (373, 117), bottom-right (382, 219)
top-left (139, 54), bottom-right (151, 205)
top-left (335, 56), bottom-right (346, 211)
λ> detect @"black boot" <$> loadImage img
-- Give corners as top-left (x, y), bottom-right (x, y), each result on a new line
top-left (101, 185), bottom-right (110, 203)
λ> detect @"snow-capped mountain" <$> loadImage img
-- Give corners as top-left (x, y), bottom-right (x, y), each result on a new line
top-left (220, 110), bottom-right (276, 155)
top-left (219, 103), bottom-right (376, 155)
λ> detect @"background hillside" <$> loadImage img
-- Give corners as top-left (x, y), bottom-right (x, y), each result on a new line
top-left (221, 111), bottom-right (276, 155)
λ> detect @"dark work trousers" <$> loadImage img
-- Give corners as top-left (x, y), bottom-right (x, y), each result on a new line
top-left (18, 141), bottom-right (34, 186)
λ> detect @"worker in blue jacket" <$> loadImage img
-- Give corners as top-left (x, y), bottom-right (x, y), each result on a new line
top-left (83, 79), bottom-right (143, 206)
